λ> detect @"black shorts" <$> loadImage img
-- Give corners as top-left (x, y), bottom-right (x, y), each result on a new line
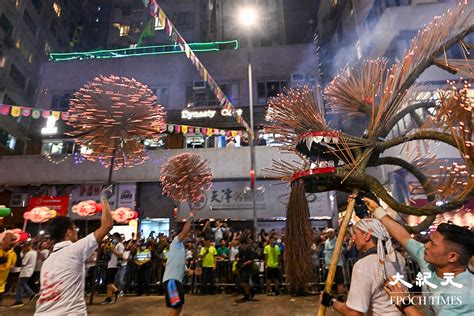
top-left (266, 267), bottom-right (280, 280)
top-left (164, 279), bottom-right (185, 309)
top-left (239, 267), bottom-right (252, 283)
top-left (106, 268), bottom-right (118, 284)
top-left (324, 266), bottom-right (344, 284)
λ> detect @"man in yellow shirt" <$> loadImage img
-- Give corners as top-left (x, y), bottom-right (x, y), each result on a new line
top-left (0, 232), bottom-right (18, 307)
top-left (199, 237), bottom-right (217, 294)
top-left (264, 235), bottom-right (281, 295)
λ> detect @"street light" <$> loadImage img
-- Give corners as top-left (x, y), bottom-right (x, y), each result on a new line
top-left (239, 7), bottom-right (258, 239)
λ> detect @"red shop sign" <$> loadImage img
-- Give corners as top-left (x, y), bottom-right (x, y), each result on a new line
top-left (28, 196), bottom-right (70, 216)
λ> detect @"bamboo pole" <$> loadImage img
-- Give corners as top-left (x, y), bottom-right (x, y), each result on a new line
top-left (317, 188), bottom-right (358, 316)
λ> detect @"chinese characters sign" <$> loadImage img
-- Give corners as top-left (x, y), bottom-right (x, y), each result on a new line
top-left (177, 180), bottom-right (335, 219)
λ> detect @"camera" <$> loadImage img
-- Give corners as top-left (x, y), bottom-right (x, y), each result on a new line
top-left (354, 193), bottom-right (369, 219)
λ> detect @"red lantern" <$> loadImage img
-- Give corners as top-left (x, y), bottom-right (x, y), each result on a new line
top-left (23, 207), bottom-right (57, 223)
top-left (112, 207), bottom-right (138, 224)
top-left (72, 200), bottom-right (102, 217)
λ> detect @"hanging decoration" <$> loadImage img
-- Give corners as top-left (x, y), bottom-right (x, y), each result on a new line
top-left (71, 200), bottom-right (103, 217)
top-left (23, 207), bottom-right (58, 223)
top-left (160, 152), bottom-right (213, 203)
top-left (66, 75), bottom-right (167, 171)
top-left (0, 229), bottom-right (29, 243)
top-left (111, 207), bottom-right (138, 224)
top-left (0, 103), bottom-right (246, 139)
top-left (139, 1), bottom-right (252, 134)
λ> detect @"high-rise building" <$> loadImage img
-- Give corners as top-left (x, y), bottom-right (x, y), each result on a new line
top-left (0, 0), bottom-right (89, 155)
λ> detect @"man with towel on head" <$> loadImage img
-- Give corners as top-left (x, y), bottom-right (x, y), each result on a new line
top-left (361, 196), bottom-right (474, 316)
top-left (321, 218), bottom-right (406, 316)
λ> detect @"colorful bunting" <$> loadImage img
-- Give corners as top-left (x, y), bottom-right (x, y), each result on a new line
top-left (21, 107), bottom-right (31, 117)
top-left (32, 109), bottom-right (41, 119)
top-left (10, 106), bottom-right (21, 117)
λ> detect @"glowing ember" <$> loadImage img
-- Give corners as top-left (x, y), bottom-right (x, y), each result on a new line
top-left (66, 75), bottom-right (166, 170)
top-left (160, 153), bottom-right (213, 203)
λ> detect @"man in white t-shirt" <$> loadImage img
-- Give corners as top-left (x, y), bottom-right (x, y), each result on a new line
top-left (321, 218), bottom-right (405, 316)
top-left (13, 241), bottom-right (37, 306)
top-left (101, 233), bottom-right (124, 304)
top-left (34, 185), bottom-right (114, 316)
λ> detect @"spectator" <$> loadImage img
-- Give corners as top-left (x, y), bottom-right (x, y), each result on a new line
top-left (13, 241), bottom-right (37, 307)
top-left (0, 232), bottom-right (18, 307)
top-left (199, 237), bottom-right (217, 294)
top-left (216, 240), bottom-right (229, 260)
top-left (226, 137), bottom-right (236, 148)
top-left (264, 235), bottom-right (281, 296)
top-left (323, 228), bottom-right (346, 295)
top-left (212, 221), bottom-right (227, 244)
top-left (102, 233), bottom-right (124, 304)
top-left (32, 241), bottom-right (49, 293)
top-left (134, 240), bottom-right (152, 296)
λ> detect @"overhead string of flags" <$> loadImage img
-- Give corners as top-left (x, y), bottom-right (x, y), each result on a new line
top-left (0, 103), bottom-right (246, 137)
top-left (141, 0), bottom-right (253, 135)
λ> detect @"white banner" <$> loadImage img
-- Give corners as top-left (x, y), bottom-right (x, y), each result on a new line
top-left (68, 183), bottom-right (136, 219)
top-left (177, 180), bottom-right (335, 220)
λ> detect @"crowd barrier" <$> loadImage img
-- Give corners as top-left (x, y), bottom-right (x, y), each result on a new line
top-left (87, 255), bottom-right (421, 297)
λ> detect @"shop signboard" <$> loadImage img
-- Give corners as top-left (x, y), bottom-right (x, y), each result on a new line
top-left (177, 180), bottom-right (335, 220)
top-left (28, 196), bottom-right (70, 216)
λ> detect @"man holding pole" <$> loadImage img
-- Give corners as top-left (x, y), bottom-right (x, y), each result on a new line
top-left (35, 185), bottom-right (114, 315)
top-left (162, 211), bottom-right (194, 316)
top-left (359, 196), bottom-right (474, 315)
top-left (320, 218), bottom-right (405, 315)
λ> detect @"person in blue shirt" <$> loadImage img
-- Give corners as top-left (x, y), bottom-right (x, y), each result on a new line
top-left (354, 195), bottom-right (474, 315)
top-left (162, 211), bottom-right (194, 316)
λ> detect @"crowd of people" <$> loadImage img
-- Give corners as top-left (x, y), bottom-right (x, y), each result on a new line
top-left (0, 189), bottom-right (472, 315)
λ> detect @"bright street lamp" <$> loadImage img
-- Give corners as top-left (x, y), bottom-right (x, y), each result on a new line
top-left (238, 7), bottom-right (258, 27)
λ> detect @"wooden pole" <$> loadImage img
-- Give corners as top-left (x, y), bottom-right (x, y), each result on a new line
top-left (107, 148), bottom-right (117, 185)
top-left (317, 188), bottom-right (358, 316)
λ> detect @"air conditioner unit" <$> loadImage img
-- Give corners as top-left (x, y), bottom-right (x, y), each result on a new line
top-left (291, 73), bottom-right (305, 82)
top-left (193, 80), bottom-right (206, 90)
top-left (9, 193), bottom-right (29, 208)
top-left (290, 73), bottom-right (305, 88)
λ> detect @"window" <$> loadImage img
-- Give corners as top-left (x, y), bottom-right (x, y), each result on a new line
top-left (52, 93), bottom-right (73, 111)
top-left (0, 128), bottom-right (16, 151)
top-left (49, 19), bottom-right (57, 37)
top-left (113, 23), bottom-right (130, 37)
top-left (53, 2), bottom-right (61, 17)
top-left (0, 13), bottom-right (13, 35)
top-left (26, 82), bottom-right (36, 102)
top-left (185, 83), bottom-right (239, 107)
top-left (41, 140), bottom-right (75, 155)
top-left (257, 81), bottom-right (288, 104)
top-left (23, 10), bottom-right (37, 36)
top-left (153, 87), bottom-right (169, 107)
top-left (44, 42), bottom-right (51, 55)
top-left (15, 38), bottom-right (31, 61)
top-left (32, 0), bottom-right (42, 13)
top-left (9, 63), bottom-right (27, 90)
top-left (175, 12), bottom-right (193, 28)
top-left (122, 6), bottom-right (131, 15)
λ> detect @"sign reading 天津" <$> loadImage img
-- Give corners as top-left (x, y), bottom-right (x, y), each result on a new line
top-left (177, 180), bottom-right (335, 220)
